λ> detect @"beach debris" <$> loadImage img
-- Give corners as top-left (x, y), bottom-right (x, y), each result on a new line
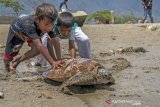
top-left (138, 24), bottom-right (160, 31)
top-left (30, 62), bottom-right (36, 66)
top-left (107, 58), bottom-right (130, 73)
top-left (138, 24), bottom-right (147, 28)
top-left (0, 91), bottom-right (4, 99)
top-left (16, 76), bottom-right (42, 82)
top-left (99, 50), bottom-right (115, 57)
top-left (0, 73), bottom-right (9, 80)
top-left (42, 90), bottom-right (53, 99)
top-left (116, 47), bottom-right (147, 53)
top-left (99, 47), bottom-right (147, 57)
top-left (110, 36), bottom-right (117, 40)
top-left (99, 51), bottom-right (112, 57)
top-left (146, 24), bottom-right (160, 31)
top-left (0, 44), bottom-right (5, 48)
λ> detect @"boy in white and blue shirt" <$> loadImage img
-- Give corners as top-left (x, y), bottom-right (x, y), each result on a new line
top-left (35, 12), bottom-right (92, 67)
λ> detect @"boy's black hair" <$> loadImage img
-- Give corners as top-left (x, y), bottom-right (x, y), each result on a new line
top-left (35, 3), bottom-right (58, 23)
top-left (57, 12), bottom-right (74, 28)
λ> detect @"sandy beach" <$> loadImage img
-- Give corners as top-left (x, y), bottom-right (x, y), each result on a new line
top-left (0, 24), bottom-right (160, 107)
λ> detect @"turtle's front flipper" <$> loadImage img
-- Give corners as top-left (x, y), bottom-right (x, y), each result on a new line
top-left (59, 72), bottom-right (95, 95)
top-left (59, 86), bottom-right (74, 95)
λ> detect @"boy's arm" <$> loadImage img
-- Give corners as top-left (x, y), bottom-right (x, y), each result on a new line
top-left (148, 0), bottom-right (152, 6)
top-left (141, 0), bottom-right (146, 7)
top-left (32, 38), bottom-right (59, 68)
top-left (66, 3), bottom-right (71, 11)
top-left (69, 40), bottom-right (76, 58)
top-left (51, 37), bottom-right (62, 60)
top-left (59, 3), bottom-right (63, 11)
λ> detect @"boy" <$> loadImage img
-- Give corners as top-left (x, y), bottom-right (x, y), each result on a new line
top-left (59, 0), bottom-right (71, 12)
top-left (141, 0), bottom-right (154, 23)
top-left (34, 12), bottom-right (92, 67)
top-left (3, 3), bottom-right (63, 73)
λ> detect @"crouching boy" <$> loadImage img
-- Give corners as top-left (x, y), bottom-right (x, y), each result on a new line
top-left (35, 12), bottom-right (92, 67)
top-left (3, 3), bottom-right (63, 73)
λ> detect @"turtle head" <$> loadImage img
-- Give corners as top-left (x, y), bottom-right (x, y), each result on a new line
top-left (96, 68), bottom-right (115, 84)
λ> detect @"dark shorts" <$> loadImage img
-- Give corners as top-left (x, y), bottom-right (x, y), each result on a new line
top-left (3, 28), bottom-right (33, 59)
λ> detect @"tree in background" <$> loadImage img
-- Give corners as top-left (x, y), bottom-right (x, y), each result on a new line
top-left (86, 10), bottom-right (142, 24)
top-left (86, 10), bottom-right (112, 24)
top-left (114, 12), bottom-right (142, 24)
top-left (0, 0), bottom-right (23, 16)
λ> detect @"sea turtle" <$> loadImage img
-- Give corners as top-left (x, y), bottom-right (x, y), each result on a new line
top-left (42, 58), bottom-right (115, 95)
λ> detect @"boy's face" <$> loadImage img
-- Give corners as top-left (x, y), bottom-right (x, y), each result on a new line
top-left (37, 17), bottom-right (54, 33)
top-left (58, 26), bottom-right (72, 37)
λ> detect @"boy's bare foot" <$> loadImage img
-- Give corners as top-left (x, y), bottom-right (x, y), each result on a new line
top-left (4, 64), bottom-right (10, 73)
top-left (4, 64), bottom-right (16, 75)
top-left (12, 56), bottom-right (21, 65)
top-left (9, 66), bottom-right (16, 74)
top-left (11, 55), bottom-right (22, 69)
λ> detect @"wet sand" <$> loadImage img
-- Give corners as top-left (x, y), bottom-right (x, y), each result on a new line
top-left (0, 24), bottom-right (160, 107)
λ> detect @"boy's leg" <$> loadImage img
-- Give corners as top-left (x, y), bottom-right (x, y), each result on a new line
top-left (38, 39), bottom-right (57, 68)
top-left (3, 57), bottom-right (13, 72)
top-left (12, 43), bottom-right (40, 69)
top-left (36, 34), bottom-right (56, 67)
top-left (36, 34), bottom-right (48, 67)
top-left (142, 9), bottom-right (148, 23)
top-left (148, 9), bottom-right (154, 23)
top-left (13, 34), bottom-right (56, 69)
top-left (48, 39), bottom-right (57, 60)
top-left (36, 34), bottom-right (57, 67)
top-left (74, 27), bottom-right (92, 59)
top-left (51, 37), bottom-right (61, 60)
top-left (3, 29), bottom-right (24, 72)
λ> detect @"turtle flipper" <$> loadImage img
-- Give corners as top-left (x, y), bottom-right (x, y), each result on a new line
top-left (59, 86), bottom-right (74, 95)
top-left (59, 72), bottom-right (95, 95)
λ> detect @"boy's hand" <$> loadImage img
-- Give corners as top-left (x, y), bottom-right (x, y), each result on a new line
top-left (51, 60), bottom-right (65, 69)
top-left (144, 6), bottom-right (147, 9)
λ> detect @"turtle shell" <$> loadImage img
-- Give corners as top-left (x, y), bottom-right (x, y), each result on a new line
top-left (42, 58), bottom-right (102, 82)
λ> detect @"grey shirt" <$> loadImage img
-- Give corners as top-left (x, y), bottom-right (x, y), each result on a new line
top-left (11, 14), bottom-right (55, 40)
